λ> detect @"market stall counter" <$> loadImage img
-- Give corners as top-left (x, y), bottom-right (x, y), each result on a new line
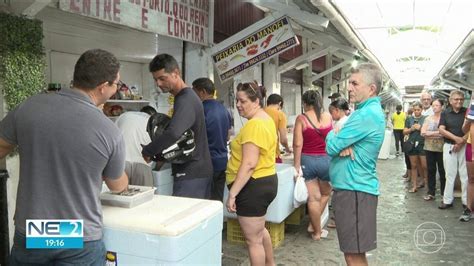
top-left (102, 195), bottom-right (223, 265)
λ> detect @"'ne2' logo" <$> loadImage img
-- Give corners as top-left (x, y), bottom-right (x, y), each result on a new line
top-left (26, 219), bottom-right (83, 249)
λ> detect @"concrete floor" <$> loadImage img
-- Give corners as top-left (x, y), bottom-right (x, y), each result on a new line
top-left (222, 153), bottom-right (474, 265)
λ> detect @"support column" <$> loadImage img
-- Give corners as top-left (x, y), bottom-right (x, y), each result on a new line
top-left (263, 57), bottom-right (280, 95)
top-left (298, 38), bottom-right (313, 113)
top-left (323, 52), bottom-right (333, 100)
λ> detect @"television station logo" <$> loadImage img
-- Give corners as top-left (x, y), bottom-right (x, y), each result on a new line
top-left (26, 219), bottom-right (83, 249)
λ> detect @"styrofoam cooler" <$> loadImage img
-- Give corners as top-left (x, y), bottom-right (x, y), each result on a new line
top-left (102, 195), bottom-right (223, 265)
top-left (378, 129), bottom-right (392, 159)
top-left (152, 167), bottom-right (173, 195)
top-left (223, 163), bottom-right (295, 223)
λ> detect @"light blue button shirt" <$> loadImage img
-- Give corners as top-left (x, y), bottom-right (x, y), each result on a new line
top-left (325, 97), bottom-right (385, 196)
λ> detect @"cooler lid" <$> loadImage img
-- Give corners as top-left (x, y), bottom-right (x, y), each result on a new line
top-left (102, 195), bottom-right (222, 236)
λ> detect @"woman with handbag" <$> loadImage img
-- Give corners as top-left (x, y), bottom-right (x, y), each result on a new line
top-left (293, 90), bottom-right (333, 240)
top-left (403, 101), bottom-right (428, 193)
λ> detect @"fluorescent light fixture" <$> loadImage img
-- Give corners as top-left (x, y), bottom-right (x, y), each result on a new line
top-left (295, 62), bottom-right (310, 70)
top-left (456, 67), bottom-right (463, 74)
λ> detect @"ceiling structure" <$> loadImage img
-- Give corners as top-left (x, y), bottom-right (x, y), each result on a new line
top-left (248, 0), bottom-right (473, 104)
top-left (329, 0), bottom-right (473, 96)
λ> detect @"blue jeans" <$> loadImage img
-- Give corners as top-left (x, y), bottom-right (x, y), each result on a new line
top-left (301, 154), bottom-right (331, 181)
top-left (10, 230), bottom-right (106, 266)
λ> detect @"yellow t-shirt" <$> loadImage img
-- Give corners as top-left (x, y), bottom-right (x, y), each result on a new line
top-left (226, 118), bottom-right (277, 184)
top-left (392, 112), bottom-right (406, 130)
top-left (264, 106), bottom-right (288, 158)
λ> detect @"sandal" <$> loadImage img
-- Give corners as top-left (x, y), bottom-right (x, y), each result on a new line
top-left (408, 188), bottom-right (417, 193)
top-left (417, 184), bottom-right (425, 189)
top-left (423, 194), bottom-right (435, 201)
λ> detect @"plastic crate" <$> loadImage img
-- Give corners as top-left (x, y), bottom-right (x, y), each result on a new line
top-left (285, 205), bottom-right (305, 225)
top-left (226, 219), bottom-right (285, 248)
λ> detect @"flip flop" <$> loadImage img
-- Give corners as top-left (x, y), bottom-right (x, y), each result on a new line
top-left (327, 221), bottom-right (336, 228)
top-left (423, 195), bottom-right (434, 201)
top-left (408, 188), bottom-right (417, 193)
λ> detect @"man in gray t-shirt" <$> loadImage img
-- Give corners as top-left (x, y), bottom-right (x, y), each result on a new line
top-left (0, 49), bottom-right (128, 265)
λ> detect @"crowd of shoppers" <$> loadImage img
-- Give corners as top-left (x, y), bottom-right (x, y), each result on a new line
top-left (4, 45), bottom-right (473, 266)
top-left (395, 89), bottom-right (474, 223)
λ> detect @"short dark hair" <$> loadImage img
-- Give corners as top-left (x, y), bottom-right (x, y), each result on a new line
top-left (396, 104), bottom-right (402, 111)
top-left (192, 77), bottom-right (215, 95)
top-left (73, 49), bottom-right (120, 90)
top-left (432, 98), bottom-right (444, 106)
top-left (236, 82), bottom-right (266, 108)
top-left (412, 101), bottom-right (423, 109)
top-left (267, 94), bottom-right (283, 107)
top-left (329, 98), bottom-right (349, 111)
top-left (140, 106), bottom-right (157, 116)
top-left (149, 54), bottom-right (179, 73)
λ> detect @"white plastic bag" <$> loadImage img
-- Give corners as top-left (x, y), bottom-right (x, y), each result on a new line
top-left (293, 174), bottom-right (308, 208)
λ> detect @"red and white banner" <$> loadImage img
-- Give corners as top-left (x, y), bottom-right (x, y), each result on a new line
top-left (211, 16), bottom-right (298, 82)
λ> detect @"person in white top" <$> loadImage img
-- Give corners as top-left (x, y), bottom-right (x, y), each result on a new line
top-left (420, 91), bottom-right (434, 116)
top-left (329, 98), bottom-right (350, 130)
top-left (115, 106), bottom-right (157, 185)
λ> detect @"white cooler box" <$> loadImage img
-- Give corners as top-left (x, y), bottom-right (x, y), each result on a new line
top-left (152, 167), bottom-right (173, 196)
top-left (102, 195), bottom-right (223, 265)
top-left (223, 163), bottom-right (295, 223)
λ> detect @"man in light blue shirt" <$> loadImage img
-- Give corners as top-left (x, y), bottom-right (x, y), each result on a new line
top-left (326, 63), bottom-right (385, 266)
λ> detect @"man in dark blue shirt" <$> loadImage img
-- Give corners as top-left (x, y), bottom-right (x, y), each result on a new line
top-left (192, 78), bottom-right (232, 202)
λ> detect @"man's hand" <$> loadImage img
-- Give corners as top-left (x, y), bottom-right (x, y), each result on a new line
top-left (454, 136), bottom-right (466, 145)
top-left (339, 147), bottom-right (355, 160)
top-left (452, 143), bottom-right (463, 153)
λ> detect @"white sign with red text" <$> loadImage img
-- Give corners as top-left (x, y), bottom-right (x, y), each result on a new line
top-left (211, 16), bottom-right (298, 82)
top-left (59, 0), bottom-right (210, 45)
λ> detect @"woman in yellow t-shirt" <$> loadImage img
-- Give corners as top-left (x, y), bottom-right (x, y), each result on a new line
top-left (226, 82), bottom-right (278, 265)
top-left (392, 104), bottom-right (406, 156)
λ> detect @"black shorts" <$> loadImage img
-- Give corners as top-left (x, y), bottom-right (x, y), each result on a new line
top-left (333, 190), bottom-right (378, 254)
top-left (229, 174), bottom-right (278, 217)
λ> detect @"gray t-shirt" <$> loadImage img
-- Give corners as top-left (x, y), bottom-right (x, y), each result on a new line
top-left (0, 88), bottom-right (125, 241)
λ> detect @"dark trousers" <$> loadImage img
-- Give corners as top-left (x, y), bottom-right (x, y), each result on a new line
top-left (425, 150), bottom-right (446, 196)
top-left (393, 129), bottom-right (404, 153)
top-left (210, 170), bottom-right (226, 202)
top-left (404, 152), bottom-right (411, 170)
top-left (173, 176), bottom-right (211, 199)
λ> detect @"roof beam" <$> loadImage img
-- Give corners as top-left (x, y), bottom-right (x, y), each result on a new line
top-left (312, 59), bottom-right (352, 81)
top-left (295, 28), bottom-right (358, 55)
top-left (245, 0), bottom-right (329, 29)
top-left (277, 46), bottom-right (336, 74)
top-left (331, 74), bottom-right (350, 88)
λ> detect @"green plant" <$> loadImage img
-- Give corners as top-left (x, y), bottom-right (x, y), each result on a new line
top-left (0, 12), bottom-right (45, 110)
